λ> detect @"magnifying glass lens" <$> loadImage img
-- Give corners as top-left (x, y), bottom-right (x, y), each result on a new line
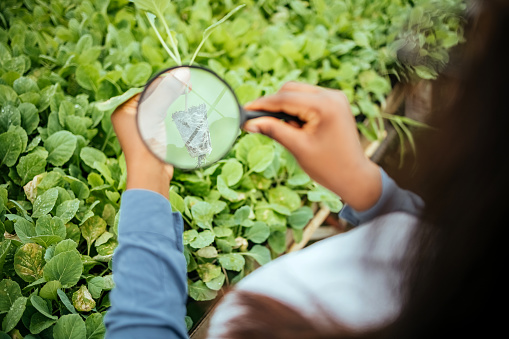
top-left (137, 67), bottom-right (241, 170)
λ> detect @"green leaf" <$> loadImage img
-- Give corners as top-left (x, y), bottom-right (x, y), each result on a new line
top-left (39, 280), bottom-right (62, 300)
top-left (14, 219), bottom-right (36, 244)
top-left (245, 221), bottom-right (270, 243)
top-left (245, 245), bottom-right (272, 266)
top-left (44, 130), bottom-right (77, 166)
top-left (80, 216), bottom-right (107, 254)
top-left (88, 276), bottom-right (105, 299)
top-left (43, 251), bottom-right (83, 288)
top-left (191, 201), bottom-right (214, 229)
top-left (248, 145), bottom-right (275, 173)
top-left (216, 175), bottom-right (241, 202)
top-left (122, 62), bottom-right (152, 87)
top-left (35, 215), bottom-right (66, 238)
top-left (205, 272), bottom-right (225, 291)
top-left (221, 159), bottom-right (243, 186)
top-left (85, 313), bottom-right (106, 339)
top-left (0, 280), bottom-right (22, 313)
top-left (0, 104), bottom-right (21, 134)
top-left (268, 231), bottom-right (286, 255)
top-left (268, 186), bottom-right (301, 212)
top-left (16, 152), bottom-right (47, 186)
top-left (169, 190), bottom-right (185, 213)
top-left (0, 130), bottom-right (23, 167)
top-left (1, 296), bottom-right (27, 333)
top-left (30, 295), bottom-right (57, 320)
top-left (18, 102), bottom-right (39, 134)
top-left (30, 312), bottom-right (57, 334)
top-left (218, 253), bottom-right (245, 271)
top-left (195, 246), bottom-right (218, 258)
top-left (130, 0), bottom-right (171, 14)
top-left (57, 289), bottom-right (77, 314)
top-left (80, 147), bottom-right (107, 169)
top-left (307, 185), bottom-right (343, 212)
top-left (56, 199), bottom-right (80, 224)
top-left (54, 239), bottom-right (78, 256)
top-left (188, 280), bottom-right (217, 301)
top-left (288, 206), bottom-right (314, 229)
top-left (189, 230), bottom-right (215, 249)
top-left (95, 87), bottom-right (143, 111)
top-left (32, 187), bottom-right (59, 218)
top-left (197, 263), bottom-right (221, 282)
top-left (233, 206), bottom-right (251, 224)
top-left (76, 64), bottom-right (100, 92)
top-left (53, 314), bottom-right (86, 339)
top-left (14, 243), bottom-right (45, 282)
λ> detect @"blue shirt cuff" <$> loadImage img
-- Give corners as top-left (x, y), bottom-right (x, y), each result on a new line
top-left (339, 168), bottom-right (424, 226)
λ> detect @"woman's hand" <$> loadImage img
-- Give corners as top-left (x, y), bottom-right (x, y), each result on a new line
top-left (111, 94), bottom-right (174, 199)
top-left (243, 82), bottom-right (381, 211)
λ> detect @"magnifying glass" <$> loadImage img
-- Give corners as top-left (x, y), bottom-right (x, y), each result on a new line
top-left (137, 65), bottom-right (303, 170)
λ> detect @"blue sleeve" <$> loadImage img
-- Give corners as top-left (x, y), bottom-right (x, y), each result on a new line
top-left (104, 189), bottom-right (188, 339)
top-left (339, 168), bottom-right (424, 226)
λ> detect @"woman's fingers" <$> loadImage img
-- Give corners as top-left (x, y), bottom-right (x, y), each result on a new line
top-left (244, 117), bottom-right (305, 155)
top-left (277, 81), bottom-right (323, 94)
top-left (244, 91), bottom-right (326, 124)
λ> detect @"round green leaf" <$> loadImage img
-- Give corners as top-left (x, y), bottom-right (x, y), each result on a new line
top-left (247, 145), bottom-right (275, 173)
top-left (44, 130), bottom-right (77, 166)
top-left (16, 152), bottom-right (47, 186)
top-left (268, 186), bottom-right (301, 212)
top-left (0, 130), bottom-right (23, 167)
top-left (122, 62), bottom-right (152, 87)
top-left (221, 159), bottom-right (243, 186)
top-left (56, 199), bottom-right (80, 224)
top-left (30, 312), bottom-right (57, 334)
top-left (39, 280), bottom-right (62, 300)
top-left (197, 263), bottom-right (221, 282)
top-left (85, 313), bottom-right (106, 339)
top-left (188, 280), bottom-right (217, 301)
top-left (43, 251), bottom-right (83, 288)
top-left (218, 253), bottom-right (245, 271)
top-left (53, 314), bottom-right (86, 339)
top-left (0, 280), bottom-right (22, 313)
top-left (189, 230), bottom-right (215, 249)
top-left (246, 245), bottom-right (272, 266)
top-left (245, 221), bottom-right (270, 243)
top-left (32, 187), bottom-right (59, 218)
top-left (76, 64), bottom-right (100, 91)
top-left (196, 246), bottom-right (218, 258)
top-left (288, 206), bottom-right (314, 229)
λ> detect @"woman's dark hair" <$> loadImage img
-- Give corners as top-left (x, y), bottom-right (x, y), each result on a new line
top-left (215, 1), bottom-right (509, 338)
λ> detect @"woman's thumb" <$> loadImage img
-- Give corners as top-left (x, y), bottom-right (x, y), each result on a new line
top-left (243, 117), bottom-right (302, 152)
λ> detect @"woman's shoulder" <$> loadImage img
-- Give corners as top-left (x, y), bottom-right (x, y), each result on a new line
top-left (208, 212), bottom-right (419, 336)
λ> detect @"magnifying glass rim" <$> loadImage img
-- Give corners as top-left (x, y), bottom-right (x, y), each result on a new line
top-left (136, 64), bottom-right (244, 171)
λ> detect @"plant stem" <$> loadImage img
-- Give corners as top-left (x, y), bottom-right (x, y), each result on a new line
top-left (157, 10), bottom-right (182, 65)
top-left (146, 13), bottom-right (179, 65)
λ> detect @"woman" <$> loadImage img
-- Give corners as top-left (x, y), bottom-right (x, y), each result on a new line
top-left (105, 1), bottom-right (508, 337)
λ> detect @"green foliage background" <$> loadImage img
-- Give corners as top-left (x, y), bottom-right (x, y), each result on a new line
top-left (0, 0), bottom-right (464, 337)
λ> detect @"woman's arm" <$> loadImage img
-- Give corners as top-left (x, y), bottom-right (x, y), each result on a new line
top-left (104, 95), bottom-right (187, 338)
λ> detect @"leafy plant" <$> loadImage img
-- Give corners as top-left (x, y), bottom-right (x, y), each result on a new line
top-left (0, 0), bottom-right (465, 336)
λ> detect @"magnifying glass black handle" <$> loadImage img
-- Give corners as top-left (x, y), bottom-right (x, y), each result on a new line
top-left (243, 109), bottom-right (305, 126)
